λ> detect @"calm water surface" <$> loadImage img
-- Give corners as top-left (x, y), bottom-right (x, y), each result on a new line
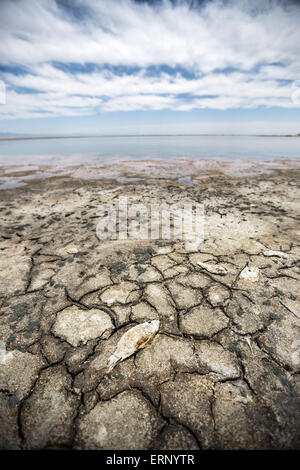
top-left (0, 135), bottom-right (299, 166)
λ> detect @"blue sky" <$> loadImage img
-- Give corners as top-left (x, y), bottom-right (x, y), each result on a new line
top-left (0, 0), bottom-right (300, 135)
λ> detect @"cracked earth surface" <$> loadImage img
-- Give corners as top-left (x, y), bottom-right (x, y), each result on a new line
top-left (0, 169), bottom-right (299, 450)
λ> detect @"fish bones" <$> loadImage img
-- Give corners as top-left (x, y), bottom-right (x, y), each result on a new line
top-left (107, 320), bottom-right (160, 373)
top-left (197, 261), bottom-right (228, 275)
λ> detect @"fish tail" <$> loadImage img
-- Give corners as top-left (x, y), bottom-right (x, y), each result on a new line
top-left (107, 354), bottom-right (117, 373)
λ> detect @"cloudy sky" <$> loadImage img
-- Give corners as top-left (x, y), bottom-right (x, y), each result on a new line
top-left (0, 0), bottom-right (300, 135)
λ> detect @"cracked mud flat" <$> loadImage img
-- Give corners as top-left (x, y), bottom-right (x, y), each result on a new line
top-left (0, 168), bottom-right (299, 450)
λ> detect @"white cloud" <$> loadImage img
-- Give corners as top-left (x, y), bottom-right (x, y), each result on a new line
top-left (0, 0), bottom-right (300, 119)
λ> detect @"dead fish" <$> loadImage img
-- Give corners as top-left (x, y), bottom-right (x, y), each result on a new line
top-left (107, 320), bottom-right (160, 373)
top-left (263, 250), bottom-right (288, 259)
top-left (197, 261), bottom-right (228, 276)
top-left (245, 336), bottom-right (254, 355)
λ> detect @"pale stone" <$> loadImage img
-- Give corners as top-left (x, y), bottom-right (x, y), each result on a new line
top-left (66, 245), bottom-right (79, 254)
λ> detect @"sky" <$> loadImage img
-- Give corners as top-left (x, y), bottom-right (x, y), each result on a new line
top-left (0, 0), bottom-right (300, 135)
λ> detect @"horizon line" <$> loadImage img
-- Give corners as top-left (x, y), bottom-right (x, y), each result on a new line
top-left (1, 133), bottom-right (300, 142)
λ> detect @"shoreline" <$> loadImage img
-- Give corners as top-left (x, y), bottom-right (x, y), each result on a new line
top-left (1, 133), bottom-right (300, 142)
top-left (1, 156), bottom-right (300, 190)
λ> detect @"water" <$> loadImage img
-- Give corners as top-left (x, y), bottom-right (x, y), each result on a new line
top-left (0, 135), bottom-right (299, 165)
top-left (0, 135), bottom-right (299, 189)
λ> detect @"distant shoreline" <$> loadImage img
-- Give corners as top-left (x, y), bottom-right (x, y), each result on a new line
top-left (0, 133), bottom-right (300, 142)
